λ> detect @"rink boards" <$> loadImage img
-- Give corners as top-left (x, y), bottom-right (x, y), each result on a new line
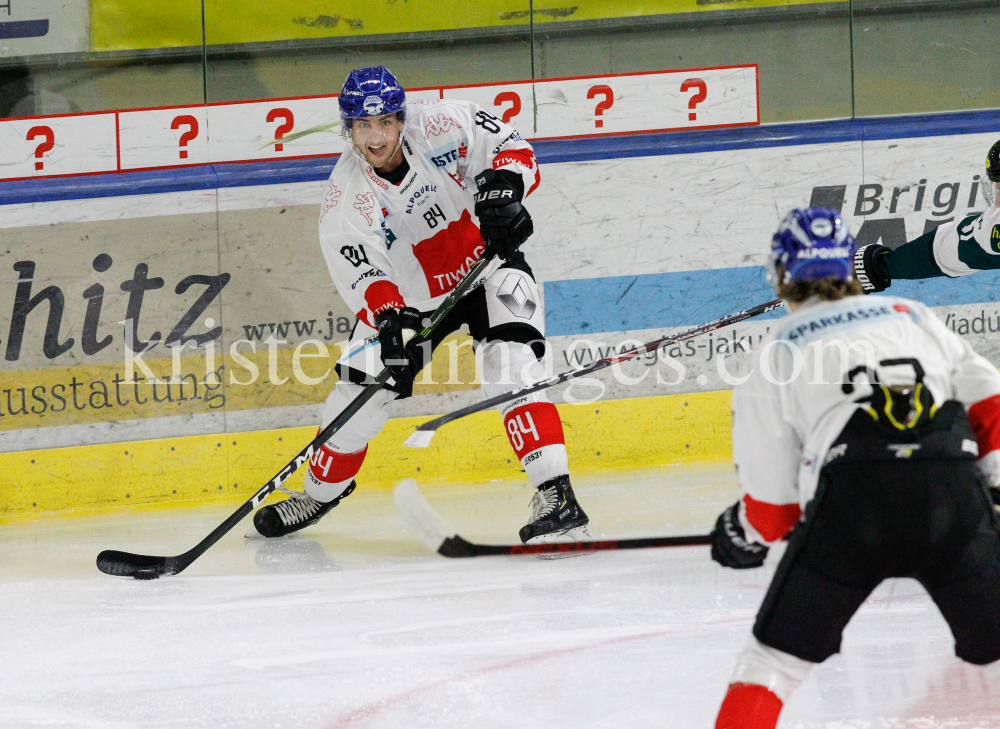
top-left (1, 108), bottom-right (999, 520)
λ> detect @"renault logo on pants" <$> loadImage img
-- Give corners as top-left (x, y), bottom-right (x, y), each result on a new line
top-left (497, 273), bottom-right (537, 318)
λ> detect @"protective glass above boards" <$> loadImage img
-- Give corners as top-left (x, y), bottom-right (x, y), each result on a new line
top-left (197, 1), bottom-right (533, 104)
top-left (849, 0), bottom-right (1000, 117)
top-left (0, 0), bottom-right (204, 117)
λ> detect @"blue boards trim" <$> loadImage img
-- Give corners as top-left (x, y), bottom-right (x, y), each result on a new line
top-left (544, 266), bottom-right (1000, 337)
top-left (2, 108), bottom-right (1000, 205)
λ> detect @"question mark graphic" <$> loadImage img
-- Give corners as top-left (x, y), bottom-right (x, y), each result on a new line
top-left (266, 108), bottom-right (295, 152)
top-left (26, 126), bottom-right (54, 171)
top-left (494, 92), bottom-right (521, 124)
top-left (170, 115), bottom-right (199, 160)
top-left (680, 78), bottom-right (707, 121)
top-left (586, 85), bottom-right (614, 129)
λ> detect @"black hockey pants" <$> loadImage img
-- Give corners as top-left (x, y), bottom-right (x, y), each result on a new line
top-left (754, 402), bottom-right (1000, 665)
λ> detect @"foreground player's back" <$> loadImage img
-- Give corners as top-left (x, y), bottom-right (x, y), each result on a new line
top-left (738, 292), bottom-right (1000, 505)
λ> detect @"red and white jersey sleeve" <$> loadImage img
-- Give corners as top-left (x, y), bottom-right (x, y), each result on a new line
top-left (732, 295), bottom-right (1000, 544)
top-left (318, 98), bottom-right (540, 323)
top-left (450, 103), bottom-right (540, 198)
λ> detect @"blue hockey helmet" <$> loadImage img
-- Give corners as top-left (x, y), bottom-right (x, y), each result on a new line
top-left (768, 207), bottom-right (856, 287)
top-left (339, 66), bottom-right (406, 125)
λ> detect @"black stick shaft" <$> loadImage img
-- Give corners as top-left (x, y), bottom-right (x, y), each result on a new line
top-left (438, 533), bottom-right (712, 557)
top-left (98, 255), bottom-right (494, 577)
top-left (412, 298), bottom-right (782, 437)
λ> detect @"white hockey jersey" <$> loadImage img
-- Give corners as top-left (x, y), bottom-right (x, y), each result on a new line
top-left (930, 205), bottom-right (1000, 277)
top-left (733, 294), bottom-right (1000, 544)
top-left (318, 99), bottom-right (540, 327)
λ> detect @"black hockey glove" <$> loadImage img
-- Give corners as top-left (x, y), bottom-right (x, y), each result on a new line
top-left (711, 501), bottom-right (769, 569)
top-left (375, 306), bottom-right (427, 399)
top-left (474, 168), bottom-right (533, 261)
top-left (853, 244), bottom-right (891, 293)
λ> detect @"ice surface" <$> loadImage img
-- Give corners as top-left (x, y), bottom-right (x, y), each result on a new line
top-left (1, 464), bottom-right (997, 728)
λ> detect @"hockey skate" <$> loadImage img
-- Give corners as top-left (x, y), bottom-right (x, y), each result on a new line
top-left (519, 475), bottom-right (590, 544)
top-left (249, 481), bottom-right (356, 538)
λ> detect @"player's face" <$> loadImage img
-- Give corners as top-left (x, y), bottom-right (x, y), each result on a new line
top-left (350, 113), bottom-right (404, 169)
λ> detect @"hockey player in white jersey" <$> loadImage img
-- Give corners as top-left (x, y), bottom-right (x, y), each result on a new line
top-left (853, 139), bottom-right (1000, 291)
top-left (711, 208), bottom-right (1000, 729)
top-left (249, 66), bottom-right (589, 545)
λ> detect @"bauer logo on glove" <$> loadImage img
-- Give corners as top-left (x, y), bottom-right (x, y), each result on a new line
top-left (473, 168), bottom-right (533, 262)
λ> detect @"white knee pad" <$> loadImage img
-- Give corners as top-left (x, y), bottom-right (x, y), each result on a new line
top-left (319, 380), bottom-right (396, 454)
top-left (478, 340), bottom-right (548, 406)
top-left (729, 635), bottom-right (812, 703)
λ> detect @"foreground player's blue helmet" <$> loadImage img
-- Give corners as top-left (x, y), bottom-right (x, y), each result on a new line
top-left (768, 207), bottom-right (856, 287)
top-left (339, 66), bottom-right (406, 124)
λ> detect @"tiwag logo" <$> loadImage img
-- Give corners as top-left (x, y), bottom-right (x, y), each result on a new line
top-left (423, 114), bottom-right (462, 140)
top-left (1, 256), bottom-right (229, 362)
top-left (411, 210), bottom-right (485, 297)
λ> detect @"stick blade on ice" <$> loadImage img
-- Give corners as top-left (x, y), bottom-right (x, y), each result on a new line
top-left (403, 429), bottom-right (436, 448)
top-left (96, 550), bottom-right (171, 578)
top-left (393, 479), bottom-right (457, 552)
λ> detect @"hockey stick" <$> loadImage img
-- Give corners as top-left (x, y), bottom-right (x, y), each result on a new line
top-left (97, 255), bottom-right (495, 580)
top-left (393, 479), bottom-right (711, 557)
top-left (404, 298), bottom-right (783, 448)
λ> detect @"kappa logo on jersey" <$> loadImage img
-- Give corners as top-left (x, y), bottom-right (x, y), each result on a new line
top-left (405, 184), bottom-right (437, 214)
top-left (320, 184), bottom-right (342, 221)
top-left (422, 114), bottom-right (462, 140)
top-left (366, 166), bottom-right (389, 190)
top-left (354, 192), bottom-right (378, 225)
top-left (458, 143), bottom-right (467, 158)
top-left (991, 224), bottom-right (1000, 254)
